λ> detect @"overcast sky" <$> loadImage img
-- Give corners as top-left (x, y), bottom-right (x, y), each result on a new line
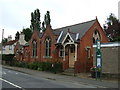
top-left (0, 0), bottom-right (119, 42)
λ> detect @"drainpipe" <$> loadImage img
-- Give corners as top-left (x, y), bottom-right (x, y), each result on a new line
top-left (40, 40), bottom-right (41, 62)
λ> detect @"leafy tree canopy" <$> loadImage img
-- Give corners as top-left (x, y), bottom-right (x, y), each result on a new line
top-left (2, 38), bottom-right (7, 44)
top-left (30, 9), bottom-right (41, 31)
top-left (15, 31), bottom-right (20, 40)
top-left (104, 13), bottom-right (120, 42)
top-left (22, 28), bottom-right (32, 42)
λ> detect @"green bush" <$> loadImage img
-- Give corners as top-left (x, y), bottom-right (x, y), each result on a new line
top-left (6, 60), bottom-right (63, 73)
top-left (2, 54), bottom-right (15, 61)
top-left (53, 62), bottom-right (63, 73)
top-left (2, 54), bottom-right (15, 65)
top-left (43, 62), bottom-right (52, 71)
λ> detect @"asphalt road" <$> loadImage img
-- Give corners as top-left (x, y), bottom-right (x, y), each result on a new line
top-left (1, 68), bottom-right (97, 89)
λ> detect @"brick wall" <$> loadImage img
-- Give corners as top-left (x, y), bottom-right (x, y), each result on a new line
top-left (93, 46), bottom-right (119, 74)
top-left (78, 19), bottom-right (108, 72)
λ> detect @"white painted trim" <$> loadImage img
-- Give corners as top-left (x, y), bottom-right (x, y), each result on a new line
top-left (64, 42), bottom-right (75, 47)
top-left (75, 44), bottom-right (77, 61)
top-left (63, 45), bottom-right (65, 61)
top-left (76, 33), bottom-right (79, 40)
top-left (62, 32), bottom-right (74, 44)
top-left (57, 31), bottom-right (63, 43)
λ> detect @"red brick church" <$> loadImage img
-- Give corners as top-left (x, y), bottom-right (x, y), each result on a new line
top-left (15, 18), bottom-right (108, 73)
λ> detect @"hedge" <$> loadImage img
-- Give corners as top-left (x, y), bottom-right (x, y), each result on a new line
top-left (13, 61), bottom-right (63, 73)
top-left (2, 54), bottom-right (15, 61)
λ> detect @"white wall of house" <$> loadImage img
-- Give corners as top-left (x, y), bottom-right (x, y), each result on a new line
top-left (2, 32), bottom-right (27, 55)
top-left (3, 43), bottom-right (16, 54)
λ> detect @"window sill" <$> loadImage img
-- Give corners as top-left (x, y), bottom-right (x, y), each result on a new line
top-left (32, 56), bottom-right (38, 58)
top-left (59, 56), bottom-right (64, 58)
top-left (43, 56), bottom-right (52, 58)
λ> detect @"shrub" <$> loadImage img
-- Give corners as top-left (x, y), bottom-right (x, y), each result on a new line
top-left (5, 59), bottom-right (63, 73)
top-left (2, 54), bottom-right (15, 65)
top-left (2, 54), bottom-right (15, 61)
top-left (53, 62), bottom-right (63, 73)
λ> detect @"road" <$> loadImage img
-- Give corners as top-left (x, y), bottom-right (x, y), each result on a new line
top-left (1, 68), bottom-right (97, 89)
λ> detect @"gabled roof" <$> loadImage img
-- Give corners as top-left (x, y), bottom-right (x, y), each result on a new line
top-left (3, 40), bottom-right (18, 46)
top-left (53, 19), bottom-right (96, 43)
top-left (33, 29), bottom-right (43, 39)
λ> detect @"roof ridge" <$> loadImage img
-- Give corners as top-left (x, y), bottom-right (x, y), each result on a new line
top-left (3, 40), bottom-right (18, 45)
top-left (69, 31), bottom-right (77, 34)
top-left (53, 19), bottom-right (96, 31)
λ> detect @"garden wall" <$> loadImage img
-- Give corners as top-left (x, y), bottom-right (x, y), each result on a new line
top-left (93, 44), bottom-right (119, 75)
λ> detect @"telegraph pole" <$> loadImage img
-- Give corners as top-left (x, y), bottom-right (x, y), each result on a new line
top-left (1, 29), bottom-right (4, 64)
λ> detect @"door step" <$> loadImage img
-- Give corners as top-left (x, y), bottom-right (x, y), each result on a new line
top-left (62, 68), bottom-right (76, 76)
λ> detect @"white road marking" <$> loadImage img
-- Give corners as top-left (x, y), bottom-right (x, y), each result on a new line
top-left (0, 78), bottom-right (22, 89)
top-left (16, 73), bottom-right (18, 74)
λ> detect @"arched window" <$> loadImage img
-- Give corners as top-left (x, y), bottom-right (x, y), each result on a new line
top-left (45, 37), bottom-right (51, 57)
top-left (93, 38), bottom-right (95, 44)
top-left (32, 40), bottom-right (37, 57)
top-left (93, 30), bottom-right (101, 44)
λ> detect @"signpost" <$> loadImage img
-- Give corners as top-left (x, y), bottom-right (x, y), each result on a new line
top-left (96, 40), bottom-right (102, 81)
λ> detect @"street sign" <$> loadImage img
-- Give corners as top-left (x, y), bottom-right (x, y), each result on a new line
top-left (96, 40), bottom-right (100, 50)
top-left (97, 57), bottom-right (101, 67)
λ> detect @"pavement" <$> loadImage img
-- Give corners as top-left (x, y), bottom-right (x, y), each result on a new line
top-left (2, 65), bottom-right (119, 88)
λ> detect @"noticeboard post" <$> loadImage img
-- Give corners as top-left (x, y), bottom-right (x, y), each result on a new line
top-left (96, 40), bottom-right (102, 81)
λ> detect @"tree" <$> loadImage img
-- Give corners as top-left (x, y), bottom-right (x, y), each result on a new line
top-left (15, 31), bottom-right (20, 40)
top-left (22, 28), bottom-right (32, 42)
top-left (41, 21), bottom-right (45, 32)
top-left (2, 38), bottom-right (7, 44)
top-left (30, 9), bottom-right (41, 31)
top-left (104, 13), bottom-right (120, 42)
top-left (44, 11), bottom-right (51, 27)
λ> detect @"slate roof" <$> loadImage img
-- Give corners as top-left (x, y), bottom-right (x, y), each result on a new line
top-left (3, 40), bottom-right (18, 46)
top-left (53, 19), bottom-right (96, 43)
top-left (23, 42), bottom-right (29, 47)
top-left (37, 31), bottom-right (43, 38)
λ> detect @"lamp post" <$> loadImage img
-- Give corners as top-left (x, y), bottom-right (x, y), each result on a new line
top-left (96, 40), bottom-right (102, 81)
top-left (1, 29), bottom-right (4, 64)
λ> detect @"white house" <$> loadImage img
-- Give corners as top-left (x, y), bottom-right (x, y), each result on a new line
top-left (2, 32), bottom-right (27, 55)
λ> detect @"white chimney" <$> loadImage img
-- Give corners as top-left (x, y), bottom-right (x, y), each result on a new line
top-left (19, 32), bottom-right (27, 45)
top-left (7, 35), bottom-right (12, 42)
top-left (20, 32), bottom-right (25, 41)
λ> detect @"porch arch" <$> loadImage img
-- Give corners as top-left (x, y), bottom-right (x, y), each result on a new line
top-left (63, 43), bottom-right (78, 68)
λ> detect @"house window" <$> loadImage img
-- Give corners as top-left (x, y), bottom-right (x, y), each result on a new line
top-left (9, 45), bottom-right (12, 50)
top-left (32, 40), bottom-right (37, 57)
top-left (93, 30), bottom-right (101, 44)
top-left (93, 38), bottom-right (95, 44)
top-left (59, 46), bottom-right (64, 57)
top-left (3, 46), bottom-right (5, 51)
top-left (88, 49), bottom-right (90, 59)
top-left (45, 38), bottom-right (51, 57)
top-left (26, 49), bottom-right (28, 57)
